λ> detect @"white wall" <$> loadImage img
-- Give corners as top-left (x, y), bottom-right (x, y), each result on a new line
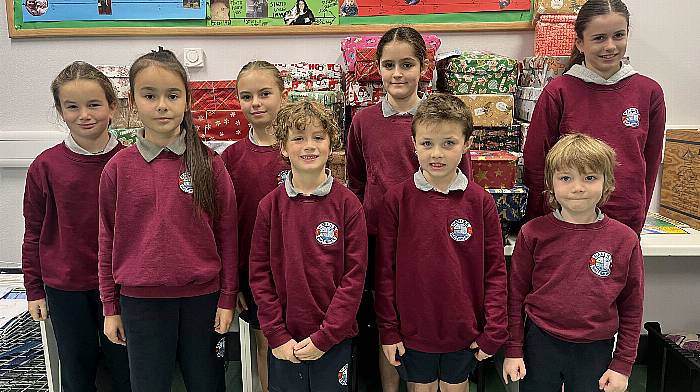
top-left (1, 0), bottom-right (698, 266)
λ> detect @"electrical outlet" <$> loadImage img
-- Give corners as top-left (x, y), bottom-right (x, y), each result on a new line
top-left (183, 48), bottom-right (205, 68)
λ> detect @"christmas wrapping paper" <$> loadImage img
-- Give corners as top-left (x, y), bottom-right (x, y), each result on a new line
top-left (536, 0), bottom-right (587, 15)
top-left (486, 186), bottom-right (529, 222)
top-left (97, 65), bottom-right (130, 99)
top-left (289, 79), bottom-right (342, 92)
top-left (275, 63), bottom-right (343, 92)
top-left (109, 128), bottom-right (139, 146)
top-left (535, 15), bottom-right (577, 56)
top-left (519, 56), bottom-right (570, 88)
top-left (514, 87), bottom-right (544, 122)
top-left (471, 122), bottom-right (523, 152)
top-left (437, 51), bottom-right (518, 94)
top-left (193, 110), bottom-right (250, 141)
top-left (340, 34), bottom-right (442, 72)
top-left (470, 150), bottom-right (518, 189)
top-left (190, 80), bottom-right (241, 111)
top-left (456, 94), bottom-right (514, 128)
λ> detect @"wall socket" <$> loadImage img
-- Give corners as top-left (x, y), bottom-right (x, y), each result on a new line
top-left (183, 48), bottom-right (205, 67)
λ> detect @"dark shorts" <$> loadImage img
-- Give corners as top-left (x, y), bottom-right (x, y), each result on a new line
top-left (268, 339), bottom-right (352, 392)
top-left (238, 286), bottom-right (260, 330)
top-left (395, 347), bottom-right (479, 384)
top-left (520, 320), bottom-right (614, 392)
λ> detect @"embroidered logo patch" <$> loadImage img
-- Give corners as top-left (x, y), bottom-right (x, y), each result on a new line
top-left (315, 221), bottom-right (339, 245)
top-left (276, 169), bottom-right (291, 185)
top-left (449, 219), bottom-right (473, 242)
top-left (622, 107), bottom-right (640, 128)
top-left (589, 251), bottom-right (613, 277)
top-left (338, 363), bottom-right (348, 386)
top-left (179, 172), bottom-right (193, 194)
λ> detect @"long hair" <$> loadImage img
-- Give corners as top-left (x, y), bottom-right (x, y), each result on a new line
top-left (566, 0), bottom-right (630, 71)
top-left (129, 48), bottom-right (218, 216)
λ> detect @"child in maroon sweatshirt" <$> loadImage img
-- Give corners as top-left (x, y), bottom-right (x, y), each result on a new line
top-left (22, 61), bottom-right (131, 392)
top-left (504, 134), bottom-right (644, 392)
top-left (374, 94), bottom-right (508, 392)
top-left (249, 100), bottom-right (367, 392)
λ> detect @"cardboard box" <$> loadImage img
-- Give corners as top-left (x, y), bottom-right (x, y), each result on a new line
top-left (437, 51), bottom-right (519, 94)
top-left (471, 122), bottom-right (523, 152)
top-left (519, 56), bottom-right (569, 88)
top-left (536, 0), bottom-right (587, 15)
top-left (659, 129), bottom-right (700, 229)
top-left (486, 186), bottom-right (529, 222)
top-left (330, 150), bottom-right (346, 184)
top-left (457, 94), bottom-right (514, 128)
top-left (535, 15), bottom-right (577, 56)
top-left (190, 80), bottom-right (241, 111)
top-left (470, 150), bottom-right (518, 189)
top-left (514, 87), bottom-right (543, 122)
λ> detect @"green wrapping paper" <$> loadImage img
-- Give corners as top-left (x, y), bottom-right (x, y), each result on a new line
top-left (437, 51), bottom-right (519, 94)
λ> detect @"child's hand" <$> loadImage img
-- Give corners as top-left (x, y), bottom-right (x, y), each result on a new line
top-left (104, 315), bottom-right (127, 346)
top-left (502, 357), bottom-right (526, 384)
top-left (469, 341), bottom-right (492, 361)
top-left (293, 337), bottom-right (325, 361)
top-left (214, 307), bottom-right (234, 334)
top-left (235, 292), bottom-right (248, 313)
top-left (272, 339), bottom-right (301, 363)
top-left (28, 298), bottom-right (48, 321)
top-left (598, 369), bottom-right (628, 392)
top-left (382, 342), bottom-right (406, 366)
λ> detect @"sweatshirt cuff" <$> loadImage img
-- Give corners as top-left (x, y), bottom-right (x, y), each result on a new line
top-left (475, 335), bottom-right (501, 356)
top-left (379, 328), bottom-right (402, 346)
top-left (504, 345), bottom-right (524, 358)
top-left (267, 329), bottom-right (294, 350)
top-left (608, 357), bottom-right (634, 377)
top-left (102, 300), bottom-right (121, 317)
top-left (217, 292), bottom-right (236, 310)
top-left (26, 287), bottom-right (46, 302)
top-left (310, 330), bottom-right (335, 353)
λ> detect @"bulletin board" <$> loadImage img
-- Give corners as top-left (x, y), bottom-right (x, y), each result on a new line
top-left (6, 0), bottom-right (534, 37)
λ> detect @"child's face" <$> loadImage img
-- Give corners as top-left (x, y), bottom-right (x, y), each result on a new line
top-left (413, 120), bottom-right (468, 188)
top-left (58, 79), bottom-right (114, 141)
top-left (132, 65), bottom-right (187, 139)
top-left (552, 167), bottom-right (604, 218)
top-left (237, 70), bottom-right (286, 133)
top-left (379, 40), bottom-right (424, 102)
top-left (281, 119), bottom-right (331, 177)
top-left (575, 13), bottom-right (628, 79)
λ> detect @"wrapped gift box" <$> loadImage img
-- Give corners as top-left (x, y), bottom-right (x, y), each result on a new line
top-left (275, 63), bottom-right (343, 92)
top-left (486, 186), bottom-right (529, 222)
top-left (535, 15), bottom-right (577, 56)
top-left (470, 150), bottom-right (518, 189)
top-left (330, 150), bottom-right (346, 183)
top-left (289, 79), bottom-right (341, 92)
top-left (457, 94), bottom-right (514, 128)
top-left (659, 129), bottom-right (700, 230)
top-left (354, 47), bottom-right (436, 82)
top-left (97, 65), bottom-right (130, 99)
top-left (437, 51), bottom-right (518, 94)
top-left (519, 56), bottom-right (569, 88)
top-left (190, 80), bottom-right (241, 111)
top-left (193, 110), bottom-right (250, 141)
top-left (536, 0), bottom-right (587, 15)
top-left (471, 122), bottom-right (523, 152)
top-left (520, 121), bottom-right (530, 152)
top-left (109, 128), bottom-right (139, 146)
top-left (341, 35), bottom-right (442, 72)
top-left (514, 87), bottom-right (544, 122)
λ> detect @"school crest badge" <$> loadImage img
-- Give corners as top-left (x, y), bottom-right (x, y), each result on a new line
top-left (338, 363), bottom-right (348, 386)
top-left (179, 172), bottom-right (194, 194)
top-left (449, 218), bottom-right (473, 242)
top-left (622, 107), bottom-right (640, 128)
top-left (315, 221), bottom-right (339, 245)
top-left (589, 251), bottom-right (612, 277)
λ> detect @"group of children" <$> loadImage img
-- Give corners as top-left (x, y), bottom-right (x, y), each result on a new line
top-left (20, 0), bottom-right (663, 391)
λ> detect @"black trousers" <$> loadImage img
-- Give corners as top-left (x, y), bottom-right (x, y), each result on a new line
top-left (520, 320), bottom-right (614, 392)
top-left (119, 293), bottom-right (224, 392)
top-left (44, 286), bottom-right (131, 392)
top-left (268, 339), bottom-right (352, 392)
